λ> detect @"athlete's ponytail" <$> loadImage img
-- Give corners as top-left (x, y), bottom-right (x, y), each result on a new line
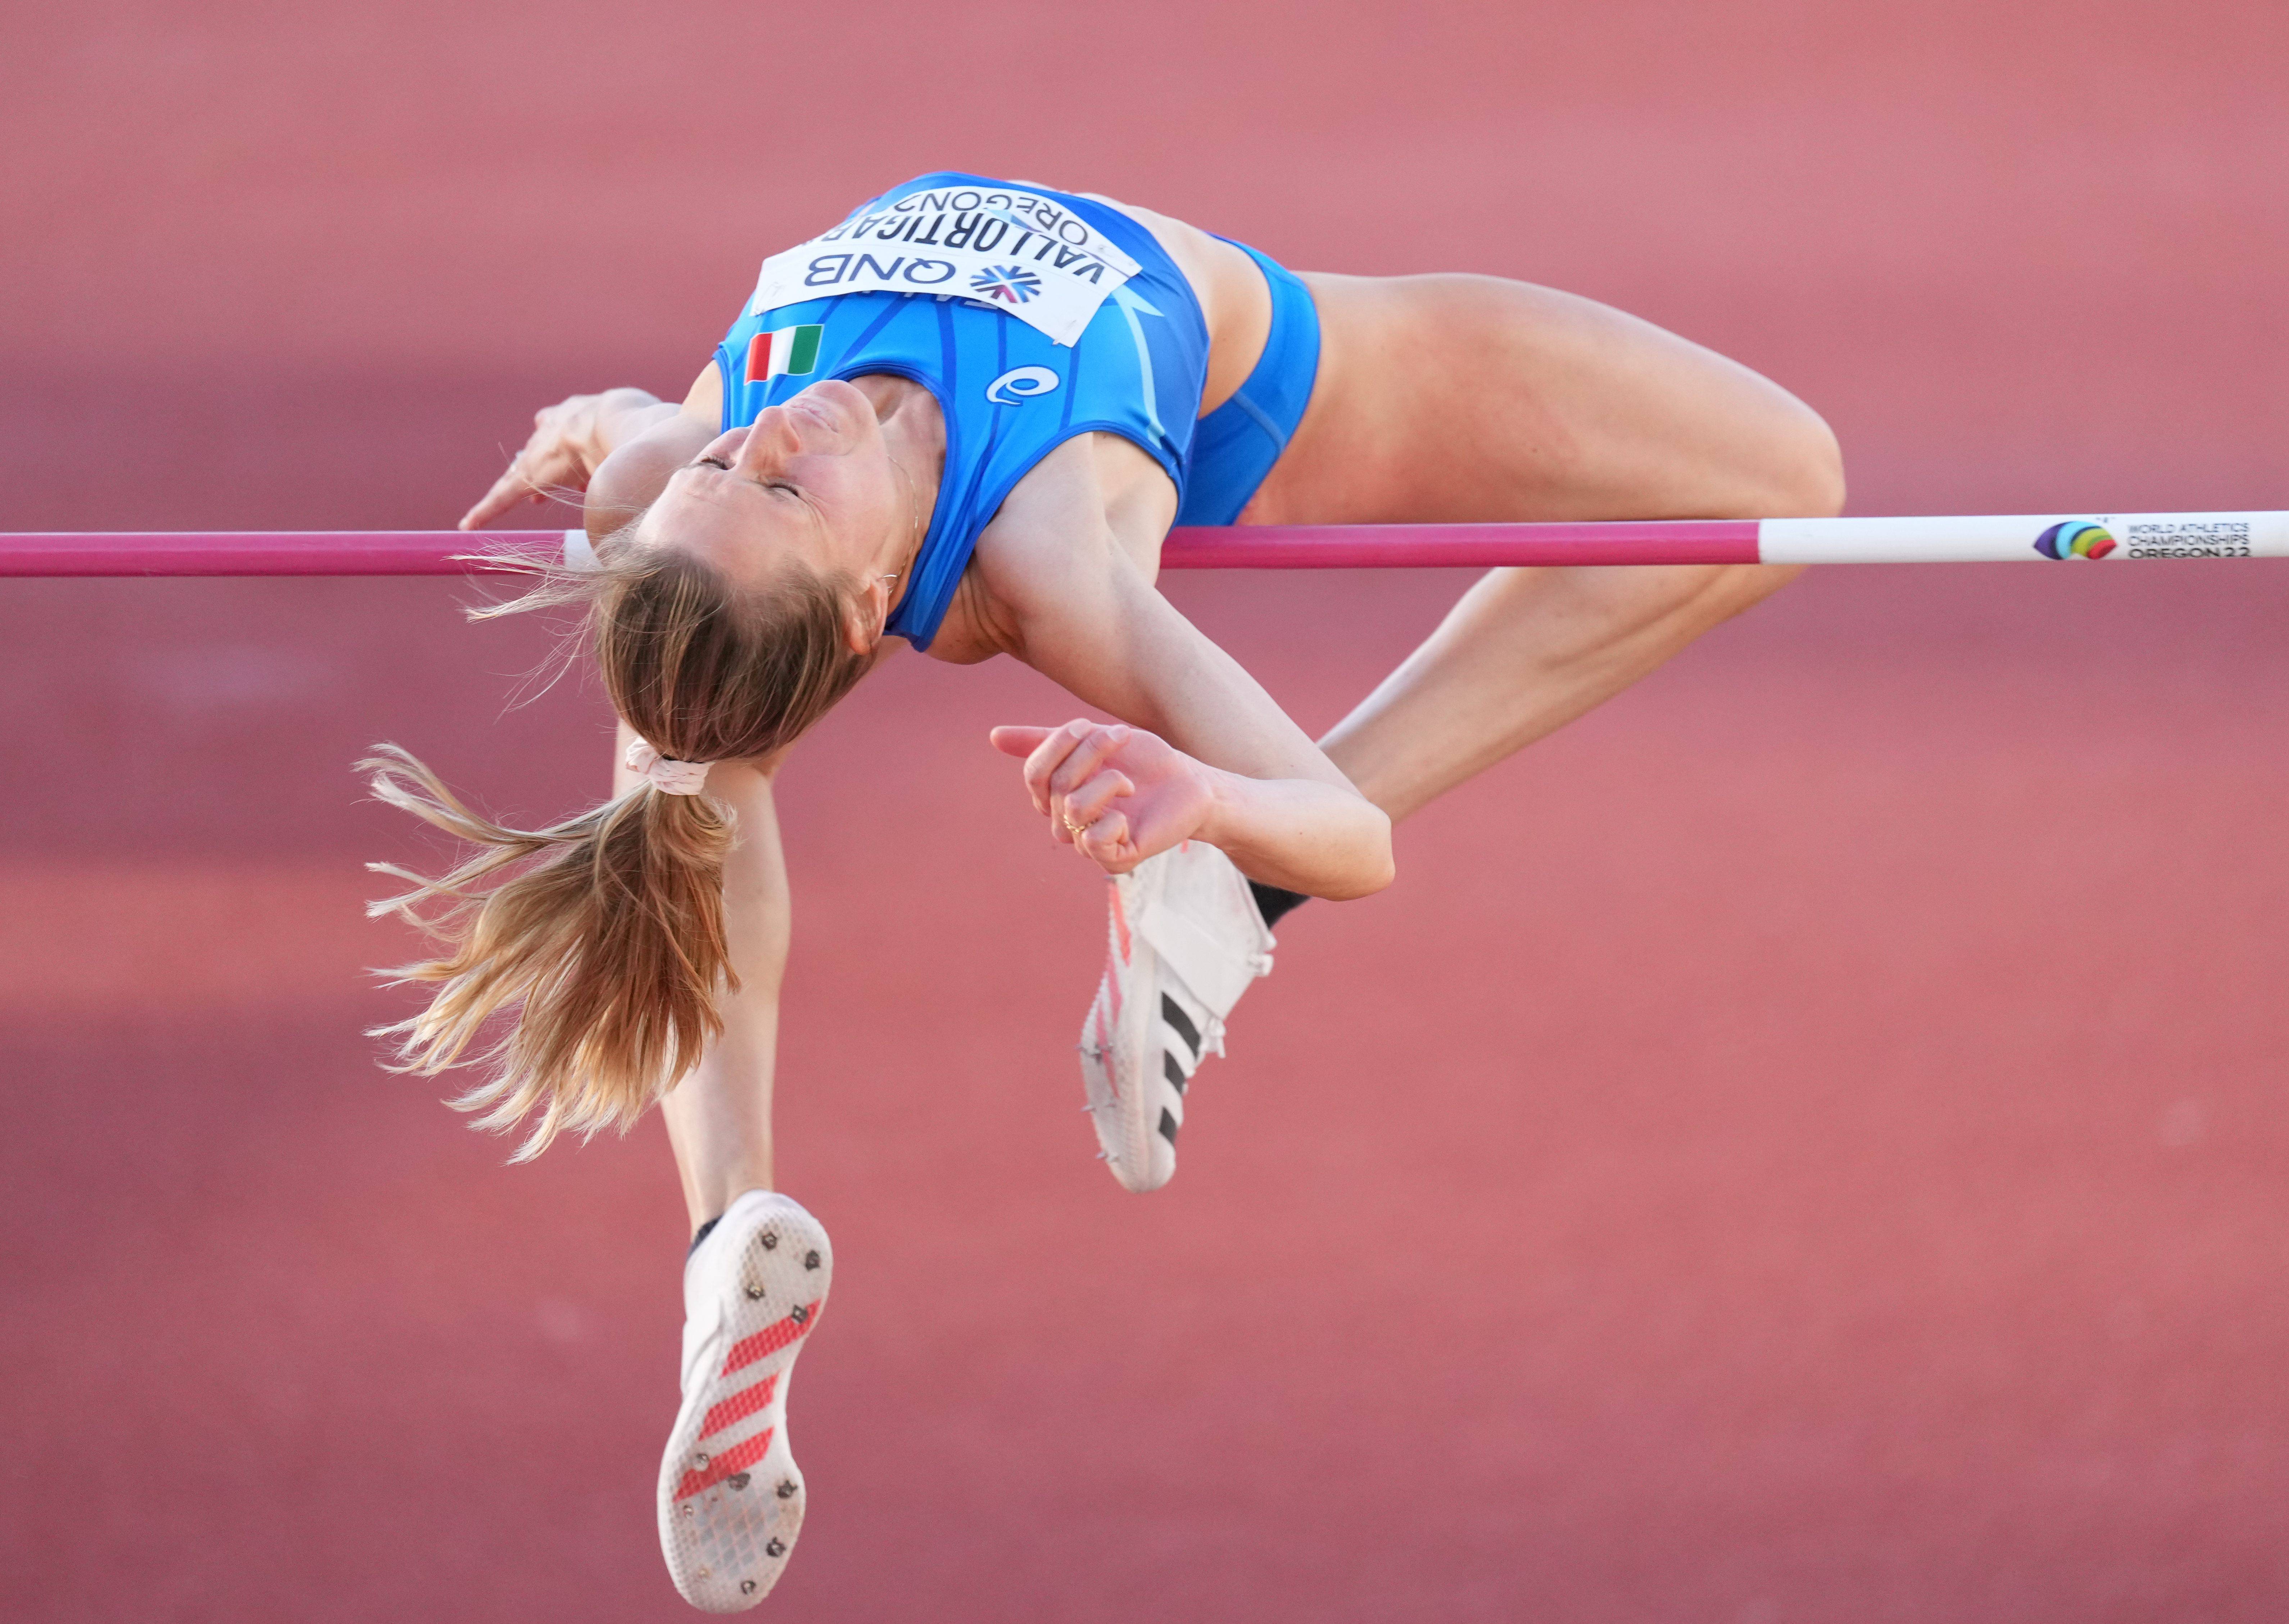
top-left (364, 539), bottom-right (870, 1157)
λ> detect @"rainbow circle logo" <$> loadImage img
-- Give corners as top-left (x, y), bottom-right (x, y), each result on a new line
top-left (2034, 520), bottom-right (2117, 560)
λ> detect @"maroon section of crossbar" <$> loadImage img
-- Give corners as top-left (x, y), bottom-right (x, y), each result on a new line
top-left (1159, 521), bottom-right (1762, 568)
top-left (0, 522), bottom-right (1766, 578)
top-left (0, 531), bottom-right (566, 577)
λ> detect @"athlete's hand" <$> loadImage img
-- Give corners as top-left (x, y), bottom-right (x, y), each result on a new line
top-left (459, 388), bottom-right (664, 530)
top-left (989, 720), bottom-right (1220, 874)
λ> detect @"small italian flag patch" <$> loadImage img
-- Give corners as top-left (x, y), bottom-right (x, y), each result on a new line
top-left (745, 324), bottom-right (823, 382)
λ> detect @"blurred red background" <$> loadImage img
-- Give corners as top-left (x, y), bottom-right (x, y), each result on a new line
top-left (5, 3), bottom-right (2287, 1619)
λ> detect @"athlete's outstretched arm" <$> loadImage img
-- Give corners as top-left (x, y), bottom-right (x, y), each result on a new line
top-left (461, 372), bottom-right (789, 1229)
top-left (978, 522), bottom-right (1393, 899)
top-left (618, 724), bottom-right (793, 1230)
top-left (458, 367), bottom-right (722, 535)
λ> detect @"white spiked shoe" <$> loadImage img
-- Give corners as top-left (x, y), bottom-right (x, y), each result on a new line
top-left (658, 1190), bottom-right (832, 1611)
top-left (1079, 840), bottom-right (1275, 1192)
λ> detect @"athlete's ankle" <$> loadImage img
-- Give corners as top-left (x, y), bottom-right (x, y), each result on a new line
top-left (1248, 879), bottom-right (1309, 928)
top-left (686, 1186), bottom-right (785, 1259)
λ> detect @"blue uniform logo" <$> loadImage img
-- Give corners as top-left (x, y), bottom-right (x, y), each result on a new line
top-left (985, 366), bottom-right (1060, 405)
top-left (970, 265), bottom-right (1043, 304)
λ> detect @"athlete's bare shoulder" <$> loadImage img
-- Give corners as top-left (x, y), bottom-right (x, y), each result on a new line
top-left (923, 430), bottom-right (1173, 667)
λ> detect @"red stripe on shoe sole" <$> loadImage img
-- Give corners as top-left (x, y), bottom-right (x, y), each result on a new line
top-left (1104, 885), bottom-right (1128, 1027)
top-left (674, 1425), bottom-right (775, 1500)
top-left (721, 1303), bottom-right (822, 1376)
top-left (700, 1372), bottom-right (779, 1440)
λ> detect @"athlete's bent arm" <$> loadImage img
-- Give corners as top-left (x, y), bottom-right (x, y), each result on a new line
top-left (620, 732), bottom-right (793, 1228)
top-left (459, 371), bottom-right (721, 536)
top-left (979, 523), bottom-right (1394, 899)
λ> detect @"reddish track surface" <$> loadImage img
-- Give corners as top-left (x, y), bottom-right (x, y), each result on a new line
top-left (7, 5), bottom-right (2289, 1620)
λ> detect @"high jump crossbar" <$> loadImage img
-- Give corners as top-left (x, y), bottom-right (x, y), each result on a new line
top-left (3, 513), bottom-right (2285, 577)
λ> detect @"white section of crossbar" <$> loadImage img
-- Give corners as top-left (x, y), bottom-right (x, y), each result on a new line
top-left (1759, 512), bottom-right (2289, 564)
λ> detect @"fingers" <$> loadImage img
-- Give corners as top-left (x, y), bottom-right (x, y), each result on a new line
top-left (991, 722), bottom-right (1149, 862)
top-left (461, 435), bottom-right (576, 529)
top-left (458, 462), bottom-right (547, 530)
top-left (1045, 723), bottom-right (1131, 810)
top-left (1061, 770), bottom-right (1134, 829)
top-left (458, 396), bottom-right (602, 531)
top-left (1018, 719), bottom-right (1127, 821)
top-left (1020, 723), bottom-right (1086, 815)
top-left (988, 725), bottom-right (1053, 759)
top-left (1074, 810), bottom-right (1135, 869)
top-left (1056, 770), bottom-right (1136, 873)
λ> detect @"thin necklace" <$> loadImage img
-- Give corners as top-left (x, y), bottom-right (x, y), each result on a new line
top-left (887, 455), bottom-right (926, 588)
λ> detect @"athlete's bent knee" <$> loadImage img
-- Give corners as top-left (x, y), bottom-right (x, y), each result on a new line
top-left (1767, 410), bottom-right (1846, 519)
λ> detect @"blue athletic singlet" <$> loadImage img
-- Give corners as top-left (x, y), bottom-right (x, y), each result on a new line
top-left (716, 173), bottom-right (1213, 650)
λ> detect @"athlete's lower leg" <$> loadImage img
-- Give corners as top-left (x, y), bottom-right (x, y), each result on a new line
top-left (1265, 269), bottom-right (1844, 830)
top-left (1320, 560), bottom-right (1805, 822)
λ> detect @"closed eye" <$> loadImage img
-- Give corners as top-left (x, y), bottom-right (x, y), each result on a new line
top-left (689, 456), bottom-right (797, 496)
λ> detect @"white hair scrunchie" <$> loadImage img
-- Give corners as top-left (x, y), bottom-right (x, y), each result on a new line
top-left (624, 738), bottom-right (713, 796)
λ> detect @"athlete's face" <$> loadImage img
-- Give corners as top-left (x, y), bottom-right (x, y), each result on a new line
top-left (638, 380), bottom-right (905, 641)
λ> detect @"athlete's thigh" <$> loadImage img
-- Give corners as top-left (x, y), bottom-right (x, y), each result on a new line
top-left (1245, 272), bottom-right (1840, 526)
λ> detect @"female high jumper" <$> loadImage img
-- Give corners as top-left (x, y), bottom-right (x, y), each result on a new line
top-left (375, 170), bottom-right (1841, 1611)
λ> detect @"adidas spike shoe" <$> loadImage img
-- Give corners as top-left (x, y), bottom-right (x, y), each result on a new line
top-left (1079, 840), bottom-right (1275, 1192)
top-left (658, 1189), bottom-right (831, 1611)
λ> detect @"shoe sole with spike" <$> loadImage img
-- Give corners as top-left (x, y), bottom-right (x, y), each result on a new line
top-left (658, 1191), bottom-right (832, 1611)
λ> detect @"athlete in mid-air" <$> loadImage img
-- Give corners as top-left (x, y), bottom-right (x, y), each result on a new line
top-left (373, 171), bottom-right (1841, 1610)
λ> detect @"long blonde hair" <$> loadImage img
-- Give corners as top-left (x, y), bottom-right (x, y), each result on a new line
top-left (364, 536), bottom-right (869, 1157)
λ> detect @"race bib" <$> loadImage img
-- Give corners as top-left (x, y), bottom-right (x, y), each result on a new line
top-left (748, 183), bottom-right (1141, 346)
